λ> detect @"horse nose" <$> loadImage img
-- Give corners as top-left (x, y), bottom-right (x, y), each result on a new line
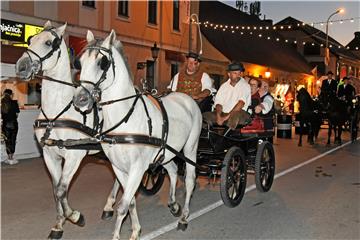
top-left (73, 88), bottom-right (94, 109)
top-left (15, 57), bottom-right (33, 79)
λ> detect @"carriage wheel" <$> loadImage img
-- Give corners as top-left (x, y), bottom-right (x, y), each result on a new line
top-left (255, 141), bottom-right (275, 192)
top-left (220, 146), bottom-right (247, 208)
top-left (138, 166), bottom-right (165, 196)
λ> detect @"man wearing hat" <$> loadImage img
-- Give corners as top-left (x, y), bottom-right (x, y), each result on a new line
top-left (320, 71), bottom-right (338, 103)
top-left (168, 51), bottom-right (215, 112)
top-left (203, 62), bottom-right (251, 129)
top-left (338, 76), bottom-right (356, 105)
top-left (255, 79), bottom-right (275, 129)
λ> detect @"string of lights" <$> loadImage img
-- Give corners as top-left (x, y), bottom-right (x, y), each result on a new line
top-left (202, 26), bottom-right (359, 50)
top-left (193, 16), bottom-right (360, 32)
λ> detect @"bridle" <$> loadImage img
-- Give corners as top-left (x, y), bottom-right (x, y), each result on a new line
top-left (25, 27), bottom-right (63, 77)
top-left (76, 45), bottom-right (116, 104)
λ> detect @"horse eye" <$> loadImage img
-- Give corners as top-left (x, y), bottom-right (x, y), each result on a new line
top-left (45, 40), bottom-right (52, 46)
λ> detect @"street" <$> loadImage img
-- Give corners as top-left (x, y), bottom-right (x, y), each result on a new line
top-left (1, 129), bottom-right (360, 240)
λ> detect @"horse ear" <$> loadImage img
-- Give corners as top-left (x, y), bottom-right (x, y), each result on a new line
top-left (103, 30), bottom-right (116, 48)
top-left (86, 30), bottom-right (95, 43)
top-left (44, 20), bottom-right (52, 28)
top-left (56, 22), bottom-right (67, 37)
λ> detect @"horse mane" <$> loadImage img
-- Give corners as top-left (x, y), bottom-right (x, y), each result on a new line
top-left (297, 88), bottom-right (313, 111)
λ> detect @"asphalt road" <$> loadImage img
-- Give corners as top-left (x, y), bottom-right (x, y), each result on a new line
top-left (1, 129), bottom-right (359, 240)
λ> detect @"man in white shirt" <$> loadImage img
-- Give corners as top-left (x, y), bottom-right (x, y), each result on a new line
top-left (168, 52), bottom-right (215, 112)
top-left (203, 62), bottom-right (251, 129)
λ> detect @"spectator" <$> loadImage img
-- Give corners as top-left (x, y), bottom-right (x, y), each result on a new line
top-left (1, 89), bottom-right (20, 165)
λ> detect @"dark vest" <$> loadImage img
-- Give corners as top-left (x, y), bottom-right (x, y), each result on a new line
top-left (260, 92), bottom-right (275, 130)
top-left (176, 68), bottom-right (203, 96)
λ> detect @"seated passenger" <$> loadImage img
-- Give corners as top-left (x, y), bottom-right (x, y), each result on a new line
top-left (203, 62), bottom-right (251, 129)
top-left (256, 80), bottom-right (275, 130)
top-left (168, 52), bottom-right (215, 112)
top-left (248, 77), bottom-right (262, 115)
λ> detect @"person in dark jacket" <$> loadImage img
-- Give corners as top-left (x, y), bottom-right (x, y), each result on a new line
top-left (337, 77), bottom-right (356, 105)
top-left (320, 71), bottom-right (338, 105)
top-left (1, 89), bottom-right (20, 165)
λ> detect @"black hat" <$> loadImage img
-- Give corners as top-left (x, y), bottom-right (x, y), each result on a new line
top-left (3, 89), bottom-right (13, 95)
top-left (343, 76), bottom-right (349, 81)
top-left (186, 52), bottom-right (201, 62)
top-left (227, 62), bottom-right (245, 72)
top-left (327, 71), bottom-right (334, 75)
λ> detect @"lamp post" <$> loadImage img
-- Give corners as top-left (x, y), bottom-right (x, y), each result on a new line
top-left (151, 42), bottom-right (160, 61)
top-left (325, 8), bottom-right (344, 71)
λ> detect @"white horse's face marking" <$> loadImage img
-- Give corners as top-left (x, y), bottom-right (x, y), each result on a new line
top-left (73, 30), bottom-right (116, 112)
top-left (15, 21), bottom-right (66, 80)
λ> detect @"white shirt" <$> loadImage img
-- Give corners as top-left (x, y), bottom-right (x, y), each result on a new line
top-left (260, 93), bottom-right (274, 114)
top-left (214, 78), bottom-right (251, 113)
top-left (168, 72), bottom-right (215, 94)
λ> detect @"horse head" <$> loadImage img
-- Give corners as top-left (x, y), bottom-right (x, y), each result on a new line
top-left (15, 21), bottom-right (67, 80)
top-left (73, 30), bottom-right (122, 112)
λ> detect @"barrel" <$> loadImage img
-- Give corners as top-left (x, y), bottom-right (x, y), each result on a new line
top-left (294, 114), bottom-right (308, 134)
top-left (277, 114), bottom-right (292, 138)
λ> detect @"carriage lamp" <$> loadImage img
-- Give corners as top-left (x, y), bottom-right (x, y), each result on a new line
top-left (265, 68), bottom-right (271, 78)
top-left (151, 42), bottom-right (160, 61)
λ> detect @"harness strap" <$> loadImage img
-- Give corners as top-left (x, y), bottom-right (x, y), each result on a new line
top-left (34, 119), bottom-right (99, 137)
top-left (39, 100), bottom-right (74, 144)
top-left (34, 74), bottom-right (79, 87)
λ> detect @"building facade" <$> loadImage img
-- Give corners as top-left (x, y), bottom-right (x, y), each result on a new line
top-left (1, 0), bottom-right (200, 106)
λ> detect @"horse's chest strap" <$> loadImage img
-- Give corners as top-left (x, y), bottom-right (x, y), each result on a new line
top-left (34, 119), bottom-right (99, 137)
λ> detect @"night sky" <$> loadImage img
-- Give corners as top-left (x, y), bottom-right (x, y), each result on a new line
top-left (223, 1), bottom-right (360, 46)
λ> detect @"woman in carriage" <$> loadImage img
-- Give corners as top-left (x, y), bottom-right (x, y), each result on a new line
top-left (242, 78), bottom-right (275, 132)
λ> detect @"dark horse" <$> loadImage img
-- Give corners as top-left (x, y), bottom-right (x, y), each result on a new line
top-left (319, 92), bottom-right (348, 145)
top-left (296, 88), bottom-right (321, 146)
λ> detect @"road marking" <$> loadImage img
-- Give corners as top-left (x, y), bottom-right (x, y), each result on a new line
top-left (142, 138), bottom-right (358, 240)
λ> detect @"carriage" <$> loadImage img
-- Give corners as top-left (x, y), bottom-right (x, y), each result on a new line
top-left (139, 118), bottom-right (276, 208)
top-left (16, 23), bottom-right (276, 239)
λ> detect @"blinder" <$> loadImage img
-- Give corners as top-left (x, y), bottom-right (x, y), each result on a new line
top-left (100, 55), bottom-right (110, 71)
top-left (52, 37), bottom-right (62, 51)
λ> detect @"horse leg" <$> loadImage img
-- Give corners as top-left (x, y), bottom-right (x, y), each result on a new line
top-left (102, 179), bottom-right (121, 220)
top-left (55, 152), bottom-right (86, 227)
top-left (112, 167), bottom-right (143, 240)
top-left (327, 123), bottom-right (332, 145)
top-left (42, 149), bottom-right (66, 239)
top-left (308, 122), bottom-right (314, 145)
top-left (298, 120), bottom-right (303, 147)
top-left (338, 124), bottom-right (343, 145)
top-left (177, 127), bottom-right (199, 231)
top-left (165, 161), bottom-right (182, 217)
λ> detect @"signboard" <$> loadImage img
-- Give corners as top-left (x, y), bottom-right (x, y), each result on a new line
top-left (1, 19), bottom-right (43, 46)
top-left (1, 19), bottom-right (25, 42)
top-left (25, 24), bottom-right (43, 43)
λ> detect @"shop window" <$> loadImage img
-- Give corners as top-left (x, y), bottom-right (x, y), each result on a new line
top-left (82, 1), bottom-right (95, 8)
top-left (118, 0), bottom-right (129, 17)
top-left (148, 0), bottom-right (157, 25)
top-left (304, 44), bottom-right (320, 56)
top-left (173, 0), bottom-right (179, 31)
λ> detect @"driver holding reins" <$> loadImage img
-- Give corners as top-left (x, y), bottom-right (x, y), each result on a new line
top-left (168, 52), bottom-right (215, 113)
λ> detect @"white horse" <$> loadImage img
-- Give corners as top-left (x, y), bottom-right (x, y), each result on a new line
top-left (73, 30), bottom-right (202, 240)
top-left (15, 21), bottom-right (121, 239)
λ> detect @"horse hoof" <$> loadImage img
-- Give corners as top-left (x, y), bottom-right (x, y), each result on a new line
top-left (177, 222), bottom-right (188, 231)
top-left (48, 230), bottom-right (63, 239)
top-left (169, 203), bottom-right (182, 217)
top-left (101, 210), bottom-right (114, 221)
top-left (75, 213), bottom-right (85, 227)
